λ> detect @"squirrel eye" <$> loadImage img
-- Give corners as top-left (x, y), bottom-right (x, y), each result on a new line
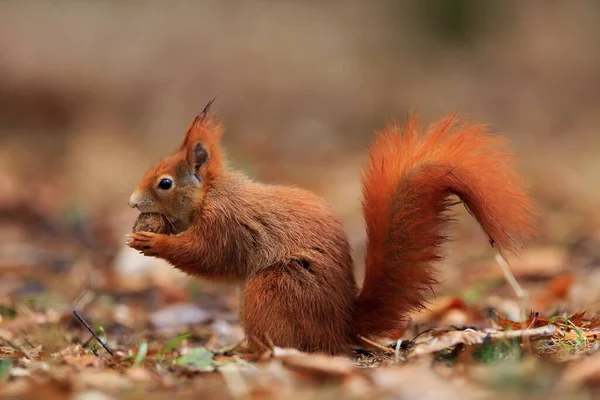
top-left (157, 178), bottom-right (173, 190)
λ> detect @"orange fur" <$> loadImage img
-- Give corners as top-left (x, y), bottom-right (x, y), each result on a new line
top-left (128, 109), bottom-right (536, 354)
top-left (356, 114), bottom-right (536, 338)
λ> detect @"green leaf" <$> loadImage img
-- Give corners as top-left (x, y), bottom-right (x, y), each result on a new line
top-left (87, 326), bottom-right (108, 355)
top-left (176, 347), bottom-right (215, 371)
top-left (161, 333), bottom-right (192, 356)
top-left (95, 326), bottom-right (107, 342)
top-left (0, 359), bottom-right (12, 382)
top-left (564, 317), bottom-right (586, 347)
top-left (134, 342), bottom-right (148, 367)
top-left (548, 316), bottom-right (562, 324)
top-left (0, 306), bottom-right (17, 319)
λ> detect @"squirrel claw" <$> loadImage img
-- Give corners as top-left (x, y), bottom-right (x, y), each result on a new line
top-left (127, 231), bottom-right (164, 256)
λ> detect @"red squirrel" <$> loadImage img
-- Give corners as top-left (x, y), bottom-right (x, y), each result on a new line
top-left (127, 102), bottom-right (535, 354)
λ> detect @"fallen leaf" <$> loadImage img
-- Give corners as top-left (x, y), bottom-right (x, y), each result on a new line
top-left (63, 354), bottom-right (101, 369)
top-left (547, 274), bottom-right (574, 299)
top-left (409, 296), bottom-right (471, 325)
top-left (532, 274), bottom-right (575, 310)
top-left (176, 347), bottom-right (216, 371)
top-left (496, 311), bottom-right (548, 329)
top-left (274, 348), bottom-right (355, 379)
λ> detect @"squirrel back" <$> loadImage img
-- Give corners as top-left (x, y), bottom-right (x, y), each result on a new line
top-left (128, 106), bottom-right (536, 353)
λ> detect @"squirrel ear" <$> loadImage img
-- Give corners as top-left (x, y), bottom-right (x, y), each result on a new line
top-left (189, 142), bottom-right (209, 178)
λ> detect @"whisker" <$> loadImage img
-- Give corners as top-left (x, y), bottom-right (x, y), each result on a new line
top-left (164, 214), bottom-right (177, 233)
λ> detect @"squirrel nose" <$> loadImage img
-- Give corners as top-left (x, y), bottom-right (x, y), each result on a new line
top-left (129, 192), bottom-right (141, 208)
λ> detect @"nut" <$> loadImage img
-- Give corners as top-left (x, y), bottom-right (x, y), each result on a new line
top-left (132, 213), bottom-right (173, 235)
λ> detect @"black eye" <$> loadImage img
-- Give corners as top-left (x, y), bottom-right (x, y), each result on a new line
top-left (158, 178), bottom-right (173, 190)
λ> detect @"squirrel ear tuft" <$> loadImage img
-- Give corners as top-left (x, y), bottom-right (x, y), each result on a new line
top-left (199, 96), bottom-right (217, 122)
top-left (189, 142), bottom-right (209, 178)
top-left (180, 97), bottom-right (219, 150)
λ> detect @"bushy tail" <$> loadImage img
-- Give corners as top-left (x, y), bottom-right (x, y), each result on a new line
top-left (355, 114), bottom-right (536, 339)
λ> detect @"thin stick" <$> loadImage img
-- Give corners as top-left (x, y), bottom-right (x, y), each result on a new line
top-left (249, 335), bottom-right (270, 353)
top-left (358, 335), bottom-right (393, 353)
top-left (495, 253), bottom-right (527, 299)
top-left (491, 325), bottom-right (556, 340)
top-left (23, 336), bottom-right (35, 349)
top-left (72, 310), bottom-right (113, 356)
top-left (495, 252), bottom-right (530, 346)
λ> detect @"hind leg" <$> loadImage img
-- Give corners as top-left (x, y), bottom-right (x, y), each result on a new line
top-left (242, 261), bottom-right (355, 354)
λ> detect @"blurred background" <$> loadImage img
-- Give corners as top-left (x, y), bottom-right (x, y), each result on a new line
top-left (1, 0), bottom-right (600, 335)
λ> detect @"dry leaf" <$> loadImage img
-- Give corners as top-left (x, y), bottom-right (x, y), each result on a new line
top-left (273, 348), bottom-right (355, 379)
top-left (63, 355), bottom-right (101, 369)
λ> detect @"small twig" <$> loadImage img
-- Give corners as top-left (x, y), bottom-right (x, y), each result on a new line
top-left (492, 325), bottom-right (556, 340)
top-left (411, 328), bottom-right (435, 342)
top-left (249, 335), bottom-right (270, 353)
top-left (526, 312), bottom-right (539, 330)
top-left (495, 253), bottom-right (531, 345)
top-left (495, 253), bottom-right (526, 299)
top-left (358, 335), bottom-right (393, 353)
top-left (72, 310), bottom-right (113, 356)
top-left (23, 336), bottom-right (35, 349)
top-left (72, 289), bottom-right (90, 310)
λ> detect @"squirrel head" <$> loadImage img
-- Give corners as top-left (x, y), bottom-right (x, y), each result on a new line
top-left (129, 99), bottom-right (224, 231)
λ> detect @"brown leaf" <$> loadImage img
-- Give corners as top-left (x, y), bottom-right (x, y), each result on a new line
top-left (63, 354), bottom-right (101, 369)
top-left (496, 311), bottom-right (549, 330)
top-left (410, 296), bottom-right (473, 325)
top-left (582, 316), bottom-right (600, 329)
top-left (567, 311), bottom-right (587, 326)
top-left (273, 347), bottom-right (355, 379)
top-left (532, 274), bottom-right (575, 310)
top-left (547, 274), bottom-right (574, 299)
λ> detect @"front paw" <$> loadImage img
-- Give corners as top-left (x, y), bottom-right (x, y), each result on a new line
top-left (126, 231), bottom-right (167, 257)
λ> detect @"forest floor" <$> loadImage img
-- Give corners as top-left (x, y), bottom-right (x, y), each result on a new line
top-left (1, 194), bottom-right (600, 400)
